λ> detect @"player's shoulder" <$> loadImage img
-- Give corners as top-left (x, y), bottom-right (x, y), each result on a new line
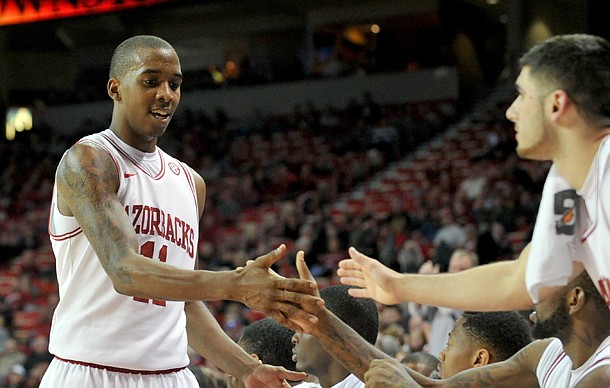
top-left (574, 365), bottom-right (610, 388)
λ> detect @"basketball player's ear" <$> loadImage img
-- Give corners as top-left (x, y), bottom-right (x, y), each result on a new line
top-left (549, 89), bottom-right (569, 118)
top-left (473, 348), bottom-right (491, 367)
top-left (567, 286), bottom-right (586, 314)
top-left (108, 78), bottom-right (121, 102)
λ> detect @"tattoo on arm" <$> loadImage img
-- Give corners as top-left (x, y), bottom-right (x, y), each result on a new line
top-left (316, 313), bottom-right (390, 380)
top-left (57, 145), bottom-right (136, 285)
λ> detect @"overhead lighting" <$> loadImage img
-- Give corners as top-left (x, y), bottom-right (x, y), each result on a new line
top-left (6, 107), bottom-right (33, 141)
top-left (370, 24), bottom-right (380, 34)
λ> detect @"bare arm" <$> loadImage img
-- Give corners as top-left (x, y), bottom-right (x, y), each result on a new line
top-left (338, 244), bottom-right (552, 311)
top-left (56, 143), bottom-right (321, 329)
top-left (365, 340), bottom-right (547, 388)
top-left (295, 253), bottom-right (392, 380)
top-left (185, 301), bottom-right (306, 386)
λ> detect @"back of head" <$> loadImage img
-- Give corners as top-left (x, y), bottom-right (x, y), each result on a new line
top-left (109, 35), bottom-right (175, 79)
top-left (461, 311), bottom-right (532, 362)
top-left (320, 285), bottom-right (379, 344)
top-left (400, 352), bottom-right (440, 377)
top-left (238, 318), bottom-right (296, 371)
top-left (520, 34), bottom-right (610, 129)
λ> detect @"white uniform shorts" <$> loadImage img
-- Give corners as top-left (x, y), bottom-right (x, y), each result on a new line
top-left (40, 357), bottom-right (199, 387)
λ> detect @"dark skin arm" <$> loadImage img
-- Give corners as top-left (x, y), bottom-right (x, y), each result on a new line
top-left (294, 252), bottom-right (398, 380)
top-left (185, 301), bottom-right (306, 387)
top-left (295, 251), bottom-right (546, 388)
top-left (56, 142), bottom-right (321, 331)
top-left (364, 340), bottom-right (548, 388)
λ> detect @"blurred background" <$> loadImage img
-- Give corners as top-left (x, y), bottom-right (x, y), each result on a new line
top-left (0, 0), bottom-right (608, 386)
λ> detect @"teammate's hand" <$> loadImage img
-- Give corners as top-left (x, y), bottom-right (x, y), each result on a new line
top-left (232, 245), bottom-right (323, 332)
top-left (337, 247), bottom-right (401, 305)
top-left (243, 364), bottom-right (306, 388)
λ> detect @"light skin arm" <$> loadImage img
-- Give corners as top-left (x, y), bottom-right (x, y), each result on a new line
top-left (185, 301), bottom-right (306, 387)
top-left (364, 340), bottom-right (548, 388)
top-left (338, 244), bottom-right (563, 311)
top-left (56, 143), bottom-right (321, 331)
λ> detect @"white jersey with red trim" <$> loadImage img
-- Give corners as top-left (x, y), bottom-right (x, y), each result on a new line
top-left (527, 135), bottom-right (610, 306)
top-left (48, 129), bottom-right (199, 371)
top-left (537, 336), bottom-right (610, 387)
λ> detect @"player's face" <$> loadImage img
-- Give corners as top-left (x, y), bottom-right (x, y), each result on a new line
top-left (437, 317), bottom-right (479, 378)
top-left (115, 47), bottom-right (182, 148)
top-left (505, 66), bottom-right (556, 161)
top-left (531, 293), bottom-right (571, 341)
top-left (292, 331), bottom-right (328, 376)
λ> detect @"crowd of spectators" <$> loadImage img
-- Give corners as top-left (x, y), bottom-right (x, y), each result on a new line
top-left (0, 84), bottom-right (547, 385)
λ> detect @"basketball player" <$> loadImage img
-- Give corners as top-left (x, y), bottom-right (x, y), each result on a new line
top-left (41, 35), bottom-right (320, 387)
top-left (338, 33), bottom-right (610, 358)
top-left (363, 271), bottom-right (610, 387)
top-left (290, 254), bottom-right (530, 386)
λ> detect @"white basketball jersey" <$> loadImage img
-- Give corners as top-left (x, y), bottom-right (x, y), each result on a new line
top-left (527, 135), bottom-right (610, 307)
top-left (48, 129), bottom-right (199, 371)
top-left (537, 337), bottom-right (610, 387)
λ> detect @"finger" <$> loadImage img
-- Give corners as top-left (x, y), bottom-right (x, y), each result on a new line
top-left (338, 274), bottom-right (367, 288)
top-left (271, 300), bottom-right (320, 323)
top-left (269, 310), bottom-right (312, 333)
top-left (336, 267), bottom-right (365, 280)
top-left (348, 246), bottom-right (372, 264)
top-left (347, 287), bottom-right (371, 299)
top-left (295, 251), bottom-right (315, 283)
top-left (253, 244), bottom-right (286, 269)
top-left (286, 316), bottom-right (315, 334)
top-left (274, 278), bottom-right (319, 295)
top-left (276, 368), bottom-right (307, 382)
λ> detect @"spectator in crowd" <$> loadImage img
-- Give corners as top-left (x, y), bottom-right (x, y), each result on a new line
top-left (0, 337), bottom-right (26, 382)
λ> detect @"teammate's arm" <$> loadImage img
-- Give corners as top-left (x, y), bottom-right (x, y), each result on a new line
top-left (295, 253), bottom-right (397, 381)
top-left (364, 340), bottom-right (547, 388)
top-left (339, 244), bottom-right (561, 311)
top-left (56, 143), bottom-right (321, 330)
top-left (185, 301), bottom-right (306, 386)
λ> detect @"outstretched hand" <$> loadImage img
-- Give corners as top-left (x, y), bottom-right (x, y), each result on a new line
top-left (243, 364), bottom-right (307, 388)
top-left (336, 247), bottom-right (401, 305)
top-left (234, 245), bottom-right (323, 332)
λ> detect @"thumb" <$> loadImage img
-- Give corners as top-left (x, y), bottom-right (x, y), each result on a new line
top-left (348, 247), bottom-right (371, 266)
top-left (253, 244), bottom-right (286, 269)
top-left (296, 251), bottom-right (315, 283)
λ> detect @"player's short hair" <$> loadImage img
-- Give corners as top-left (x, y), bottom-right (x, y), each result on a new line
top-left (238, 318), bottom-right (295, 371)
top-left (520, 34), bottom-right (610, 129)
top-left (320, 284), bottom-right (379, 345)
top-left (109, 35), bottom-right (175, 79)
top-left (461, 311), bottom-right (532, 362)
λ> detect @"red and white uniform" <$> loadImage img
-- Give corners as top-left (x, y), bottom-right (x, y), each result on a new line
top-left (527, 135), bottom-right (610, 306)
top-left (537, 337), bottom-right (610, 387)
top-left (47, 129), bottom-right (199, 372)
